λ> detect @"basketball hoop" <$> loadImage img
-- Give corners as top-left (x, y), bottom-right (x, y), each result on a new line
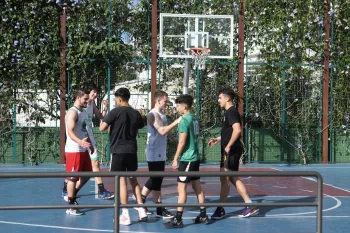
top-left (190, 48), bottom-right (211, 70)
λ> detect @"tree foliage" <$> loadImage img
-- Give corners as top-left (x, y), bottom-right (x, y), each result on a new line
top-left (1, 0), bottom-right (349, 162)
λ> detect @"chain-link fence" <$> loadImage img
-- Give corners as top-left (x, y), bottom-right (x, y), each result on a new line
top-left (1, 0), bottom-right (349, 164)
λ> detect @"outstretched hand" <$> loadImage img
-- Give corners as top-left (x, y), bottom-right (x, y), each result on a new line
top-left (102, 100), bottom-right (108, 108)
top-left (174, 116), bottom-right (182, 124)
top-left (208, 138), bottom-right (218, 147)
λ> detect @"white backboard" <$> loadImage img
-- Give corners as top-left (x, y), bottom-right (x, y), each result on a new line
top-left (159, 13), bottom-right (234, 59)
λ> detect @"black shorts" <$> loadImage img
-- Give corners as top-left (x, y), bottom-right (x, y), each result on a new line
top-left (220, 147), bottom-right (241, 171)
top-left (111, 153), bottom-right (138, 172)
top-left (148, 161), bottom-right (165, 172)
top-left (177, 160), bottom-right (200, 183)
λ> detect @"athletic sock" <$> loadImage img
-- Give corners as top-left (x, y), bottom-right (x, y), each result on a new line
top-left (141, 194), bottom-right (147, 203)
top-left (98, 183), bottom-right (105, 193)
top-left (68, 197), bottom-right (76, 205)
top-left (175, 211), bottom-right (183, 221)
top-left (245, 200), bottom-right (252, 204)
top-left (63, 181), bottom-right (67, 192)
top-left (200, 207), bottom-right (207, 217)
top-left (156, 202), bottom-right (163, 214)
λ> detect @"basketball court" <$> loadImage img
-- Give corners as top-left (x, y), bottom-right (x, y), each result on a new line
top-left (0, 7), bottom-right (347, 233)
top-left (0, 163), bottom-right (349, 233)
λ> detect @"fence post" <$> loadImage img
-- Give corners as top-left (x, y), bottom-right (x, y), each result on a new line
top-left (317, 174), bottom-right (323, 233)
top-left (322, 0), bottom-right (330, 164)
top-left (114, 175), bottom-right (120, 233)
top-left (59, 4), bottom-right (67, 164)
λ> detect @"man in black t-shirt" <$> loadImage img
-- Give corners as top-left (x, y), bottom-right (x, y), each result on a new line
top-left (208, 87), bottom-right (259, 219)
top-left (99, 87), bottom-right (147, 225)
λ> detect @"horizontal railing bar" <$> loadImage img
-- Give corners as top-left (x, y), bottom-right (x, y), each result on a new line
top-left (122, 202), bottom-right (318, 208)
top-left (0, 171), bottom-right (322, 178)
top-left (0, 205), bottom-right (114, 210)
top-left (0, 202), bottom-right (318, 210)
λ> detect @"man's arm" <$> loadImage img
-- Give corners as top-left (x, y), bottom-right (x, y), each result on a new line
top-left (172, 132), bottom-right (187, 169)
top-left (149, 112), bottom-right (181, 136)
top-left (93, 100), bottom-right (108, 120)
top-left (99, 109), bottom-right (113, 132)
top-left (208, 136), bottom-right (221, 147)
top-left (99, 122), bottom-right (109, 131)
top-left (66, 110), bottom-right (90, 148)
top-left (85, 122), bottom-right (96, 147)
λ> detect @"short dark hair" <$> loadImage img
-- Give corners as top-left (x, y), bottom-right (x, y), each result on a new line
top-left (218, 87), bottom-right (238, 102)
top-left (74, 88), bottom-right (90, 99)
top-left (114, 87), bottom-right (130, 101)
top-left (175, 94), bottom-right (193, 108)
top-left (154, 90), bottom-right (168, 100)
top-left (83, 82), bottom-right (100, 93)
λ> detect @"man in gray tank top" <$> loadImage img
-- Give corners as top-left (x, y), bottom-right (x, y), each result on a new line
top-left (140, 90), bottom-right (182, 218)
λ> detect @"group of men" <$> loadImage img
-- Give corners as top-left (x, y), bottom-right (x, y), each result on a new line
top-left (64, 85), bottom-right (259, 228)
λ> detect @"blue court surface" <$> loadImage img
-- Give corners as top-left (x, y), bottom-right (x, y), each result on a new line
top-left (0, 164), bottom-right (349, 233)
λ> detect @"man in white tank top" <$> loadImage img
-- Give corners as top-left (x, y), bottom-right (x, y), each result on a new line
top-left (140, 90), bottom-right (182, 218)
top-left (65, 88), bottom-right (94, 216)
top-left (62, 84), bottom-right (113, 200)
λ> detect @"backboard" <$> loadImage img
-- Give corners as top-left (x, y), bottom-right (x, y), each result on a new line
top-left (159, 13), bottom-right (234, 59)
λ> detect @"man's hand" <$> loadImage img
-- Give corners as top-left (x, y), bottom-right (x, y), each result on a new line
top-left (208, 137), bottom-right (219, 147)
top-left (224, 146), bottom-right (231, 155)
top-left (172, 159), bottom-right (178, 170)
top-left (79, 137), bottom-right (91, 148)
top-left (102, 100), bottom-right (108, 109)
top-left (174, 116), bottom-right (183, 124)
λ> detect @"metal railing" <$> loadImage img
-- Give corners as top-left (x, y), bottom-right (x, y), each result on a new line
top-left (0, 171), bottom-right (323, 233)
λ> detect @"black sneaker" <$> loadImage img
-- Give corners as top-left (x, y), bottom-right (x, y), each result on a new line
top-left (193, 215), bottom-right (212, 224)
top-left (145, 207), bottom-right (153, 215)
top-left (163, 218), bottom-right (184, 228)
top-left (156, 208), bottom-right (174, 219)
top-left (211, 207), bottom-right (226, 219)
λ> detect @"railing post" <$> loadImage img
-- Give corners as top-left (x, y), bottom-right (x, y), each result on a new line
top-left (317, 174), bottom-right (323, 233)
top-left (114, 175), bottom-right (120, 233)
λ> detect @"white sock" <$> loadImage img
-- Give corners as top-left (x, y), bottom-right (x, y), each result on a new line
top-left (245, 200), bottom-right (252, 204)
top-left (122, 209), bottom-right (129, 216)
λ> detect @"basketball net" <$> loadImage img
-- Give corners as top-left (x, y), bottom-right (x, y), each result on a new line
top-left (190, 48), bottom-right (211, 70)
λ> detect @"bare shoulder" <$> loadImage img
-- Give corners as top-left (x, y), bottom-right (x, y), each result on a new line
top-left (66, 109), bottom-right (78, 121)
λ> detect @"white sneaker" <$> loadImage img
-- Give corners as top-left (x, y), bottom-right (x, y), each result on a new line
top-left (119, 213), bottom-right (131, 225)
top-left (134, 207), bottom-right (148, 221)
top-left (66, 208), bottom-right (83, 215)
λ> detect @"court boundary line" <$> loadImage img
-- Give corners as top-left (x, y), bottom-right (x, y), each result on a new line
top-left (0, 220), bottom-right (160, 233)
top-left (270, 167), bottom-right (350, 194)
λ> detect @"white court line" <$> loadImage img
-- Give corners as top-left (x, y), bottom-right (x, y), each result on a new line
top-left (164, 177), bottom-right (252, 181)
top-left (273, 186), bottom-right (287, 189)
top-left (323, 183), bottom-right (350, 193)
top-left (223, 215), bottom-right (350, 219)
top-left (270, 167), bottom-right (350, 194)
top-left (1, 215), bottom-right (349, 232)
top-left (0, 220), bottom-right (162, 233)
top-left (299, 189), bottom-right (313, 193)
top-left (188, 193), bottom-right (341, 216)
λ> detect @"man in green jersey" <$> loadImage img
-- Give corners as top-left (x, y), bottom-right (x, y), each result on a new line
top-left (163, 94), bottom-right (210, 229)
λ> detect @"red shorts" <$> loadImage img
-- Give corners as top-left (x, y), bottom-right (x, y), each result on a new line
top-left (65, 151), bottom-right (92, 181)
